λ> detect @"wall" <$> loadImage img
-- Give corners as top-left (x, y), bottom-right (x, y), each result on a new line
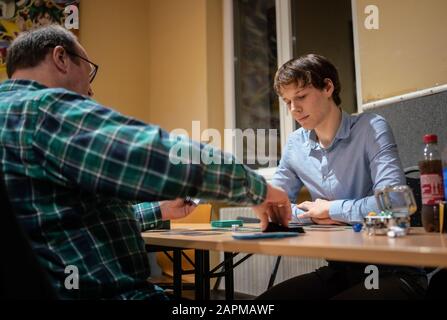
top-left (80, 0), bottom-right (224, 138)
top-left (356, 0), bottom-right (447, 104)
top-left (80, 0), bottom-right (150, 122)
top-left (205, 1), bottom-right (225, 142)
top-left (147, 0), bottom-right (223, 138)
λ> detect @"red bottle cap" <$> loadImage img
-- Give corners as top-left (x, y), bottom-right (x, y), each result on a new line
top-left (423, 134), bottom-right (438, 144)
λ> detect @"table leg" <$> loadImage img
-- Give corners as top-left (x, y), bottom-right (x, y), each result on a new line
top-left (173, 249), bottom-right (182, 299)
top-left (224, 252), bottom-right (234, 300)
top-left (195, 249), bottom-right (204, 300)
top-left (203, 250), bottom-right (210, 300)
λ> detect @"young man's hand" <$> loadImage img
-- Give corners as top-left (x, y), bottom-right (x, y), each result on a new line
top-left (252, 184), bottom-right (292, 230)
top-left (160, 199), bottom-right (197, 220)
top-left (296, 198), bottom-right (331, 220)
top-left (295, 199), bottom-right (347, 225)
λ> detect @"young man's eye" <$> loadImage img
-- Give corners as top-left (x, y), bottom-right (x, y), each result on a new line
top-left (297, 95), bottom-right (306, 100)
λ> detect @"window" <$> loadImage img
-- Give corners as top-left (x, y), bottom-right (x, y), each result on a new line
top-left (232, 0), bottom-right (279, 170)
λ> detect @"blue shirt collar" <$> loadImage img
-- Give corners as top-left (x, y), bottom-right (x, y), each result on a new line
top-left (306, 110), bottom-right (351, 151)
top-left (334, 110), bottom-right (352, 141)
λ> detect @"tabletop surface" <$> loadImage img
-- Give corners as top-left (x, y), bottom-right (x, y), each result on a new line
top-left (142, 223), bottom-right (447, 268)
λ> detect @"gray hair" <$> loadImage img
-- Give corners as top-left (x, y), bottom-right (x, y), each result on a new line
top-left (6, 25), bottom-right (79, 78)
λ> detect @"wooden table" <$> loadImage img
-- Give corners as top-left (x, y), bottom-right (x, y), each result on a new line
top-left (142, 223), bottom-right (447, 299)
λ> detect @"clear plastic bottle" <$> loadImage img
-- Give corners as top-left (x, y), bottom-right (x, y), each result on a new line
top-left (418, 134), bottom-right (444, 232)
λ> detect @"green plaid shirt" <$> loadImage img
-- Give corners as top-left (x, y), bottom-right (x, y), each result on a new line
top-left (0, 80), bottom-right (267, 300)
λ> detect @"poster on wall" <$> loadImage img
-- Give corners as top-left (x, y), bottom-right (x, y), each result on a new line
top-left (0, 0), bottom-right (79, 81)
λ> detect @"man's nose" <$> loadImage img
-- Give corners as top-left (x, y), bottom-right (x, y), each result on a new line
top-left (290, 101), bottom-right (302, 113)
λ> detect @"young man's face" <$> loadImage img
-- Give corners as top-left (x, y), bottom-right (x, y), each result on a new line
top-left (279, 81), bottom-right (333, 130)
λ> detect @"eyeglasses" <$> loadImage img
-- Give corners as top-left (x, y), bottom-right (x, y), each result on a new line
top-left (65, 49), bottom-right (99, 83)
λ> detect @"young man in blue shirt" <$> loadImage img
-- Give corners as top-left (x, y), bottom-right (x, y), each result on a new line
top-left (257, 54), bottom-right (427, 300)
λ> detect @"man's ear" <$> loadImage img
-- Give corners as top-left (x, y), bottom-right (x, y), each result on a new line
top-left (323, 78), bottom-right (334, 97)
top-left (51, 46), bottom-right (69, 74)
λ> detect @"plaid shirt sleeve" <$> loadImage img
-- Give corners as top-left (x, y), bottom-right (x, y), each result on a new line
top-left (133, 202), bottom-right (164, 231)
top-left (31, 90), bottom-right (267, 207)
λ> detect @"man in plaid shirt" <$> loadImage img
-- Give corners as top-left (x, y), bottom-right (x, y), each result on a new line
top-left (0, 26), bottom-right (291, 299)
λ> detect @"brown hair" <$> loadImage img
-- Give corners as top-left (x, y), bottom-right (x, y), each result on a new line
top-left (274, 54), bottom-right (342, 106)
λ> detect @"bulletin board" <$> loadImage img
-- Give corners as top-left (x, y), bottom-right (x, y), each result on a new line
top-left (0, 0), bottom-right (80, 81)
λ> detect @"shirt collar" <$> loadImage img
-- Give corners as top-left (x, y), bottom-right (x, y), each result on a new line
top-left (305, 110), bottom-right (352, 151)
top-left (0, 79), bottom-right (49, 92)
top-left (334, 110), bottom-right (352, 141)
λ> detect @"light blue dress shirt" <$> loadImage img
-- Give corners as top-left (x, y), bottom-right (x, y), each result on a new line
top-left (272, 111), bottom-right (406, 223)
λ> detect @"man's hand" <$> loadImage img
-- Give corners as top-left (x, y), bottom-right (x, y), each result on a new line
top-left (296, 198), bottom-right (331, 220)
top-left (252, 184), bottom-right (292, 230)
top-left (296, 199), bottom-right (347, 225)
top-left (160, 198), bottom-right (197, 220)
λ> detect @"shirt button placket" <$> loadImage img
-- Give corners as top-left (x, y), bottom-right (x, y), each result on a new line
top-left (321, 150), bottom-right (329, 182)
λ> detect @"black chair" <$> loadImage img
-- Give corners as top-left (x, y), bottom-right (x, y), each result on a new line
top-left (404, 166), bottom-right (422, 227)
top-left (0, 172), bottom-right (57, 299)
